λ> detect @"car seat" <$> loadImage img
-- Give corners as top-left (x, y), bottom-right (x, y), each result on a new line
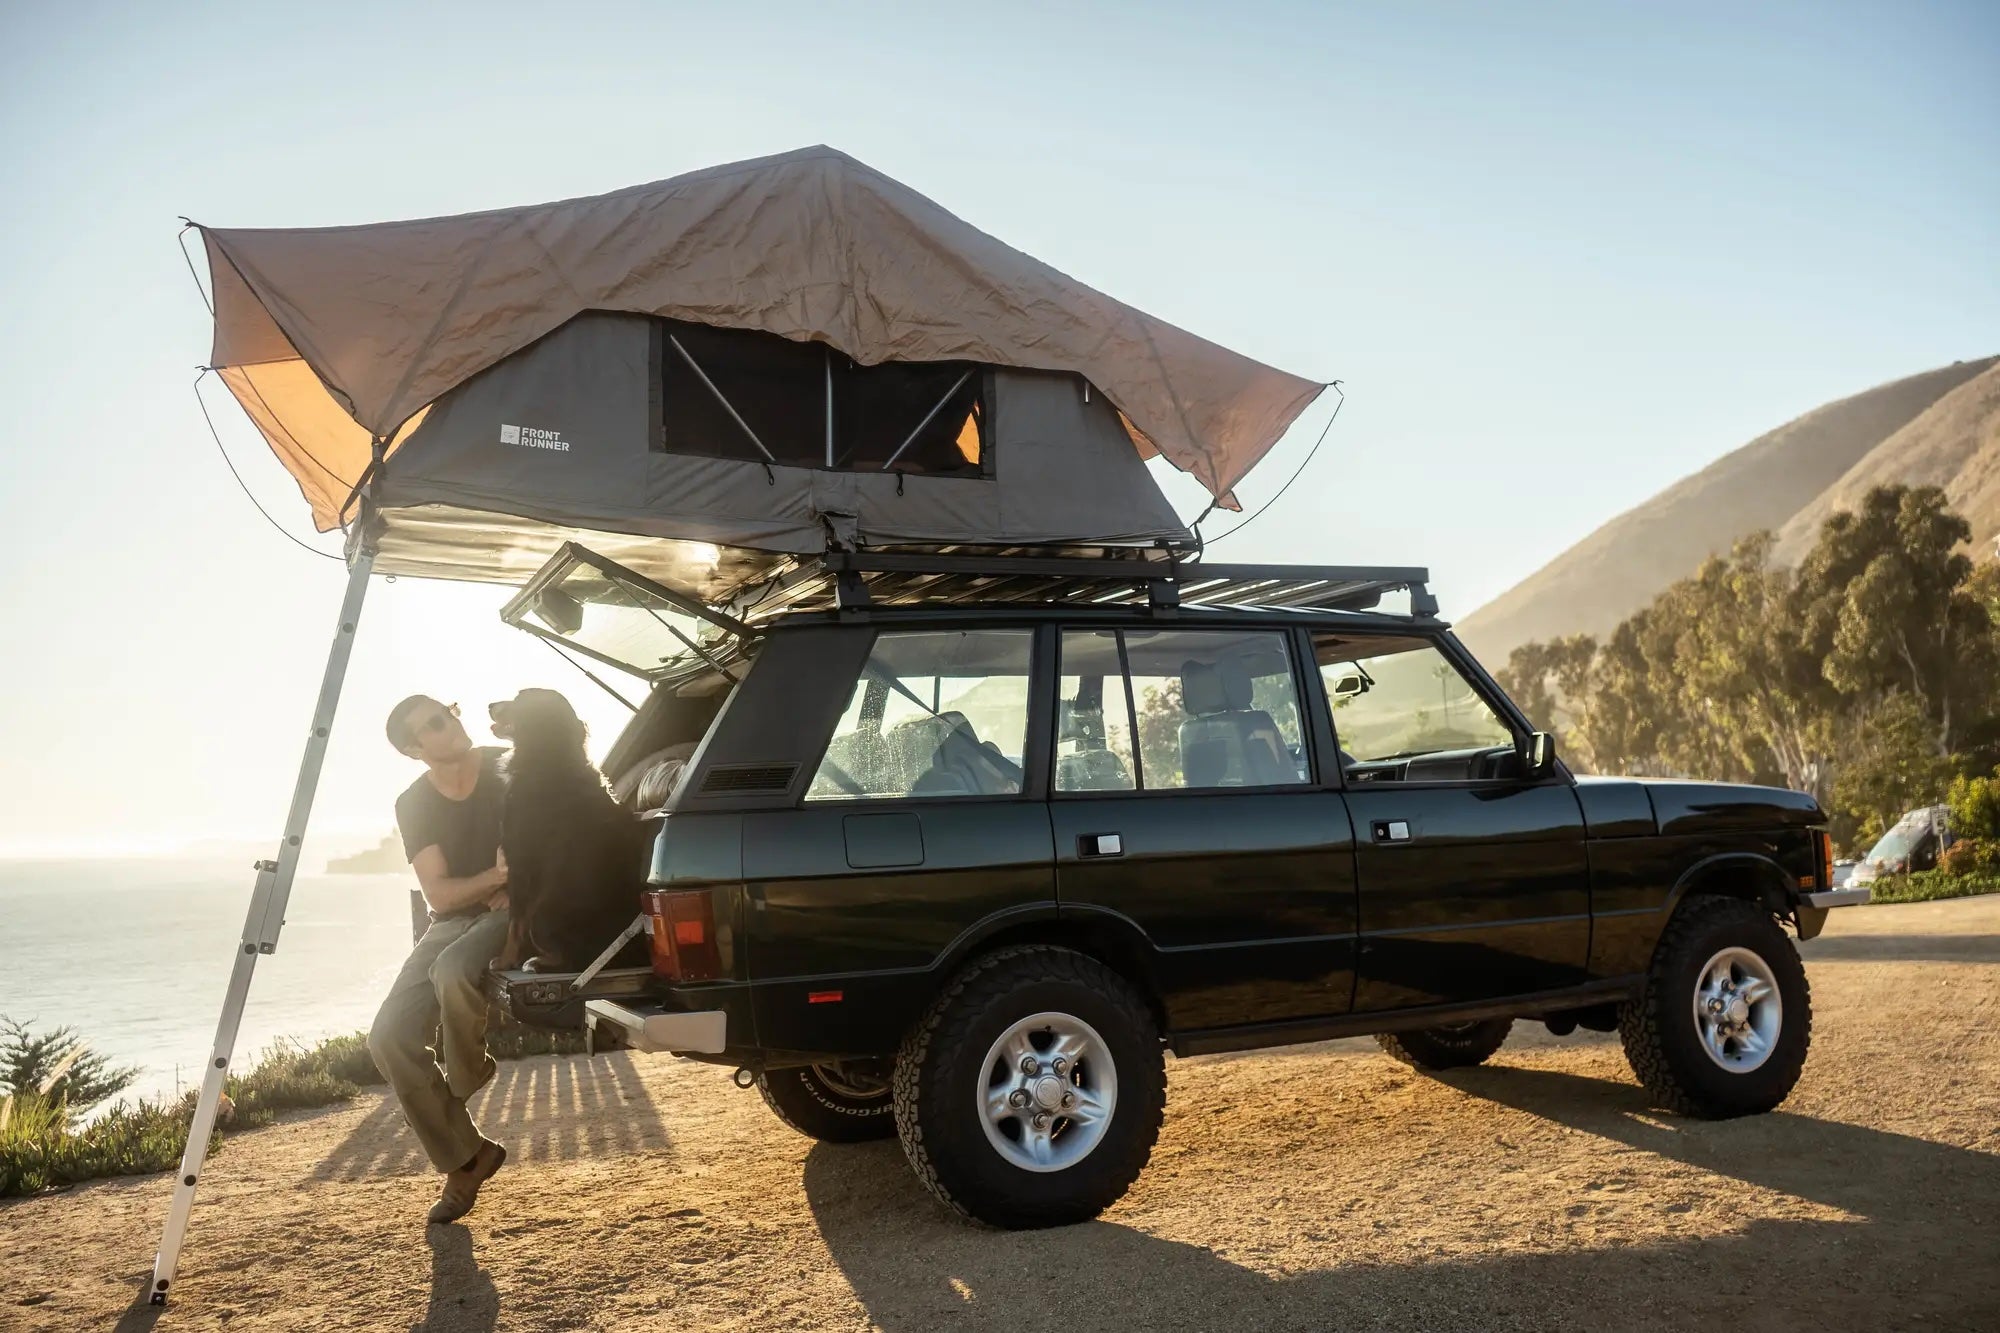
top-left (1219, 658), bottom-right (1292, 785)
top-left (1179, 659), bottom-right (1291, 787)
top-left (910, 711), bottom-right (1024, 797)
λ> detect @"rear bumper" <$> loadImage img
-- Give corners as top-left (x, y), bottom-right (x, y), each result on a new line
top-left (584, 999), bottom-right (728, 1054)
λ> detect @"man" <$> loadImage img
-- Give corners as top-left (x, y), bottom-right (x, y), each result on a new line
top-left (367, 694), bottom-right (511, 1224)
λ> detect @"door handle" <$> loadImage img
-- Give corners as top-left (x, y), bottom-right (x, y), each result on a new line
top-left (1371, 820), bottom-right (1413, 843)
top-left (1079, 833), bottom-right (1124, 858)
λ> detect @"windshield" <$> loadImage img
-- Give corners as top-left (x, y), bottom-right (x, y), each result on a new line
top-left (1865, 813), bottom-right (1936, 864)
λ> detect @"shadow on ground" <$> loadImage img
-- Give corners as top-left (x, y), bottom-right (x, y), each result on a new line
top-left (801, 1067), bottom-right (2000, 1333)
top-left (415, 1225), bottom-right (501, 1333)
top-left (315, 1053), bottom-right (670, 1180)
top-left (1799, 932), bottom-right (2000, 964)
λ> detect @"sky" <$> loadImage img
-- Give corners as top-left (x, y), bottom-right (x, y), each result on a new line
top-left (0, 0), bottom-right (1993, 856)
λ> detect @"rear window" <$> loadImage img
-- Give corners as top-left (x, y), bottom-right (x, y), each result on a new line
top-left (806, 630), bottom-right (1032, 801)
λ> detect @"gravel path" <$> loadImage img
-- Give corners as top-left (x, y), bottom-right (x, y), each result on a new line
top-left (4, 896), bottom-right (1996, 1332)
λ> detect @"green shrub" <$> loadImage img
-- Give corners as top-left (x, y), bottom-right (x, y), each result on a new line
top-left (0, 1018), bottom-right (140, 1121)
top-left (1939, 838), bottom-right (2000, 878)
top-left (1947, 770), bottom-right (2000, 841)
top-left (0, 1090), bottom-right (203, 1197)
top-left (1866, 869), bottom-right (2000, 904)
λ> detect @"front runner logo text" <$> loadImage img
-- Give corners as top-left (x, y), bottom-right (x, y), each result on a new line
top-left (499, 423), bottom-right (570, 452)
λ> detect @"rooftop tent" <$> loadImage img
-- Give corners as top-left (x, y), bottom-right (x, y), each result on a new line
top-left (365, 310), bottom-right (1198, 583)
top-left (197, 145), bottom-right (1328, 583)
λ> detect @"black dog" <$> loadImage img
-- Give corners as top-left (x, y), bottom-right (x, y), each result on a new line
top-left (489, 689), bottom-right (650, 972)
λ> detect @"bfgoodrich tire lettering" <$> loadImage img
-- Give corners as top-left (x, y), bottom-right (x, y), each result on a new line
top-left (1374, 1017), bottom-right (1514, 1071)
top-left (1620, 895), bottom-right (1812, 1118)
top-left (893, 945), bottom-right (1165, 1228)
top-left (758, 1064), bottom-right (897, 1143)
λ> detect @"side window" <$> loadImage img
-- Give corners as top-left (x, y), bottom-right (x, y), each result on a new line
top-left (1102, 628), bottom-right (1308, 791)
top-left (1056, 631), bottom-right (1138, 792)
top-left (1312, 634), bottom-right (1519, 783)
top-left (806, 629), bottom-right (1032, 800)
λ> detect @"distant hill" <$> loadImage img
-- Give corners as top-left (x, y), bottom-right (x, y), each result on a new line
top-left (1773, 360), bottom-right (2000, 564)
top-left (1457, 355), bottom-right (2000, 663)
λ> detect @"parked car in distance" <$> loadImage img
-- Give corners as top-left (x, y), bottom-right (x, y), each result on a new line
top-left (1848, 805), bottom-right (1953, 887)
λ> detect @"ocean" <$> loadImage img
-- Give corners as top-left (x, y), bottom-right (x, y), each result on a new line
top-left (0, 856), bottom-right (418, 1107)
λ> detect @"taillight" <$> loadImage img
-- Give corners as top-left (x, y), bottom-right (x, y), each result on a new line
top-left (644, 889), bottom-right (720, 983)
top-left (1818, 832), bottom-right (1834, 888)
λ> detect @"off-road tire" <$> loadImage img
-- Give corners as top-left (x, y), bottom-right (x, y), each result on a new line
top-left (757, 1064), bottom-right (897, 1143)
top-left (1374, 1018), bottom-right (1514, 1070)
top-left (893, 945), bottom-right (1165, 1229)
top-left (1619, 894), bottom-right (1811, 1118)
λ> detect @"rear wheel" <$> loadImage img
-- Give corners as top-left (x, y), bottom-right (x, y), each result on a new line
top-left (894, 945), bottom-right (1165, 1228)
top-left (758, 1061), bottom-right (897, 1142)
top-left (1375, 1018), bottom-right (1514, 1070)
top-left (1619, 895), bottom-right (1811, 1118)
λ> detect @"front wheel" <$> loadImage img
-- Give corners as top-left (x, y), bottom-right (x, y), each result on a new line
top-left (894, 945), bottom-right (1165, 1229)
top-left (1620, 895), bottom-right (1811, 1118)
top-left (758, 1061), bottom-right (897, 1142)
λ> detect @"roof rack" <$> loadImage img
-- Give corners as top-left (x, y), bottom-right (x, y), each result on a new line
top-left (727, 546), bottom-right (1438, 622)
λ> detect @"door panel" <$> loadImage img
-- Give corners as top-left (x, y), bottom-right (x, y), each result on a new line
top-left (1052, 792), bottom-right (1358, 1030)
top-left (1345, 784), bottom-right (1591, 1009)
top-left (745, 803), bottom-right (1054, 979)
top-left (742, 802), bottom-right (1055, 1055)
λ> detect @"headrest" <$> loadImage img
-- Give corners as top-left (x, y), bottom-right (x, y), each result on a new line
top-left (1058, 701), bottom-right (1105, 743)
top-left (1181, 660), bottom-right (1226, 716)
top-left (1218, 658), bottom-right (1256, 711)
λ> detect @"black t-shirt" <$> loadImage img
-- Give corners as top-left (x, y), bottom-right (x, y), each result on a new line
top-left (396, 747), bottom-right (506, 916)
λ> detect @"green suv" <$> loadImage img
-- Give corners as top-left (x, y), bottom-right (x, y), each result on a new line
top-left (489, 543), bottom-right (1866, 1229)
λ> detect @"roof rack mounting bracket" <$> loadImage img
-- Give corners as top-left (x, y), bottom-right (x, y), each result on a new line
top-left (1147, 575), bottom-right (1181, 615)
top-left (835, 568), bottom-right (874, 617)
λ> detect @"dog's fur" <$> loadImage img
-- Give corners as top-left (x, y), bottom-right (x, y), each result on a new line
top-left (491, 689), bottom-right (649, 971)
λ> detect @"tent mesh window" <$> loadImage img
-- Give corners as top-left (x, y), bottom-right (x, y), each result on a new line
top-left (655, 318), bottom-right (987, 477)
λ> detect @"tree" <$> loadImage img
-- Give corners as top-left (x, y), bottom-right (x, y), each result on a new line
top-left (1798, 486), bottom-right (1997, 757)
top-left (1488, 486), bottom-right (1998, 846)
top-left (1, 1017), bottom-right (140, 1122)
top-left (1568, 536), bottom-right (1831, 797)
top-left (1830, 693), bottom-right (1958, 849)
top-left (1497, 634), bottom-right (1597, 761)
top-left (1134, 679), bottom-right (1183, 787)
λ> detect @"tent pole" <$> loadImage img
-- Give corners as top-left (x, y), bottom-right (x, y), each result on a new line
top-left (148, 533), bottom-right (377, 1306)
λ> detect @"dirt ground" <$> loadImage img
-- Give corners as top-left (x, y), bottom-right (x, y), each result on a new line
top-left (4, 896), bottom-right (1997, 1333)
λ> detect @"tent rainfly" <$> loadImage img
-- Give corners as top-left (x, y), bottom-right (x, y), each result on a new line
top-left (151, 147), bottom-right (1329, 1304)
top-left (197, 145), bottom-right (1326, 585)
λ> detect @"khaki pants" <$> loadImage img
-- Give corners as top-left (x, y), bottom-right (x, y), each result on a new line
top-left (367, 909), bottom-right (510, 1172)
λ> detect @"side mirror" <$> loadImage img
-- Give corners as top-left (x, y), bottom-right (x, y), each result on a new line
top-left (1521, 731), bottom-right (1557, 779)
top-left (1329, 673), bottom-right (1368, 699)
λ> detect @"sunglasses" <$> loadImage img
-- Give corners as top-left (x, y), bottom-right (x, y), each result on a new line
top-left (416, 703), bottom-right (461, 735)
